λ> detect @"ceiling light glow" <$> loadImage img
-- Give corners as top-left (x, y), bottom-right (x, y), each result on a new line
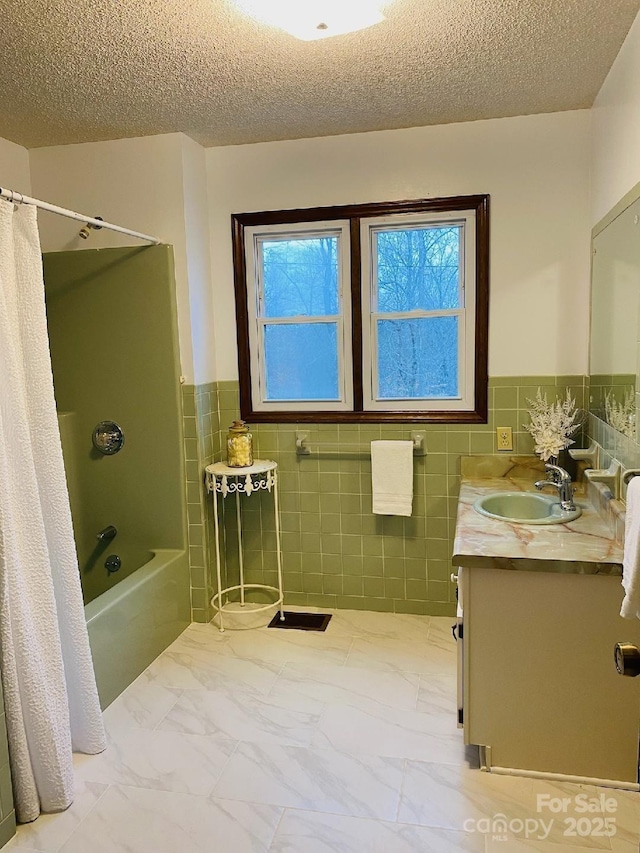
top-left (232, 0), bottom-right (386, 41)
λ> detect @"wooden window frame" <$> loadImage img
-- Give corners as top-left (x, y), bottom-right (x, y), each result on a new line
top-left (232, 194), bottom-right (490, 424)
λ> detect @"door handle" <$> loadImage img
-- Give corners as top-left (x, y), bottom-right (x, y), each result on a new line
top-left (614, 643), bottom-right (640, 677)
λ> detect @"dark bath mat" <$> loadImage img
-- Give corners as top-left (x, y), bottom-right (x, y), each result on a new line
top-left (268, 611), bottom-right (332, 632)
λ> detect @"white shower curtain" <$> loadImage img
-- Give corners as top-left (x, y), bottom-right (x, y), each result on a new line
top-left (0, 198), bottom-right (106, 823)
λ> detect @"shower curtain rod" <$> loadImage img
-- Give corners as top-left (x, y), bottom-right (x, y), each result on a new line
top-left (0, 186), bottom-right (161, 245)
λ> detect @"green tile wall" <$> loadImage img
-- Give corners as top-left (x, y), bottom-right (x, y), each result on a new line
top-left (182, 382), bottom-right (222, 622)
top-left (587, 411), bottom-right (640, 475)
top-left (0, 672), bottom-right (16, 848)
top-left (185, 376), bottom-right (586, 621)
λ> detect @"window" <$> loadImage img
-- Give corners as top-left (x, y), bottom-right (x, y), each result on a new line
top-left (232, 195), bottom-right (489, 423)
top-left (245, 221), bottom-right (352, 411)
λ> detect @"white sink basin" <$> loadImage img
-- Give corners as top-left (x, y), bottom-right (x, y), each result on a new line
top-left (473, 491), bottom-right (582, 525)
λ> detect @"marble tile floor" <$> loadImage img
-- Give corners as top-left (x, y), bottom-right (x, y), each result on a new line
top-left (5, 607), bottom-right (640, 853)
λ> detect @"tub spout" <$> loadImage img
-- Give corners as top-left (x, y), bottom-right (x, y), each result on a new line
top-left (97, 525), bottom-right (117, 542)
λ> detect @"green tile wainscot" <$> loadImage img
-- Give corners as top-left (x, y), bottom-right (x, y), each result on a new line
top-left (182, 376), bottom-right (587, 621)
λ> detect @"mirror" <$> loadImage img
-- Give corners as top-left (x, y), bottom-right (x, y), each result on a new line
top-left (589, 194), bottom-right (640, 439)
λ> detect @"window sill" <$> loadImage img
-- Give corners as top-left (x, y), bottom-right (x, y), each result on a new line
top-left (239, 408), bottom-right (488, 425)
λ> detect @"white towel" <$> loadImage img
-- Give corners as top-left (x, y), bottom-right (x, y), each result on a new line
top-left (371, 440), bottom-right (414, 516)
top-left (621, 476), bottom-right (640, 620)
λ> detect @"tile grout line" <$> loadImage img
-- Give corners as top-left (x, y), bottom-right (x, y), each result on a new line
top-left (150, 686), bottom-right (185, 732)
top-left (393, 759), bottom-right (408, 824)
top-left (413, 674), bottom-right (422, 711)
top-left (208, 738), bottom-right (242, 800)
top-left (265, 805), bottom-right (287, 852)
top-left (264, 661), bottom-right (291, 701)
top-left (45, 781), bottom-right (114, 853)
top-left (340, 635), bottom-right (356, 667)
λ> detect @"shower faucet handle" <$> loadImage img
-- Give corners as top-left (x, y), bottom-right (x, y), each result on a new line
top-left (97, 525), bottom-right (117, 541)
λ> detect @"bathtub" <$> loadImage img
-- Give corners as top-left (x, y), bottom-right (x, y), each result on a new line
top-left (85, 548), bottom-right (191, 708)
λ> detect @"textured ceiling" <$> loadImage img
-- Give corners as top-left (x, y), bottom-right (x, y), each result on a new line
top-left (0, 0), bottom-right (638, 149)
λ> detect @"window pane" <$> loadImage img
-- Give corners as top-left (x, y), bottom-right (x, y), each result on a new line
top-left (262, 237), bottom-right (339, 318)
top-left (377, 317), bottom-right (458, 399)
top-left (265, 323), bottom-right (339, 400)
top-left (376, 226), bottom-right (460, 312)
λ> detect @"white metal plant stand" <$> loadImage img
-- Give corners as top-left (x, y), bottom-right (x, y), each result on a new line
top-left (205, 460), bottom-right (285, 632)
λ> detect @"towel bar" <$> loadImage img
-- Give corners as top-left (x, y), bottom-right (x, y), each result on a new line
top-left (295, 430), bottom-right (426, 457)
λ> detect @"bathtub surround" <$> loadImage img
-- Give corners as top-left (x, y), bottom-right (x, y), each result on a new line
top-left (44, 246), bottom-right (186, 603)
top-left (184, 375), bottom-right (586, 623)
top-left (43, 246), bottom-right (191, 705)
top-left (0, 201), bottom-right (105, 824)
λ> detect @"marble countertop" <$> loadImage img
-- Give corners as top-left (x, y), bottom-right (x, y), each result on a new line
top-left (453, 460), bottom-right (623, 574)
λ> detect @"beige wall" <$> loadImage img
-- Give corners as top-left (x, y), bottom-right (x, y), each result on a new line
top-left (591, 9), bottom-right (640, 225)
top-left (0, 100), bottom-right (611, 384)
top-left (0, 135), bottom-right (31, 194)
top-left (181, 136), bottom-right (218, 385)
top-left (0, 110), bottom-right (597, 383)
top-left (28, 133), bottom-right (217, 384)
top-left (206, 110), bottom-right (592, 380)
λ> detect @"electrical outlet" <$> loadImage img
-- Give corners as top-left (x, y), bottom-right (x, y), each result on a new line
top-left (496, 427), bottom-right (513, 451)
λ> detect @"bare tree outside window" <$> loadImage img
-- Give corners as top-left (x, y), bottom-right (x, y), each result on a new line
top-left (375, 226), bottom-right (461, 399)
top-left (261, 236), bottom-right (341, 400)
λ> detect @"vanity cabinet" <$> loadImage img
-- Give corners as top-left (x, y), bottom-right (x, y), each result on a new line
top-left (461, 567), bottom-right (640, 784)
top-left (453, 464), bottom-right (640, 787)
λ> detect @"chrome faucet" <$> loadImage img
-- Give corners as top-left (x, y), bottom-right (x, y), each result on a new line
top-left (535, 463), bottom-right (576, 512)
